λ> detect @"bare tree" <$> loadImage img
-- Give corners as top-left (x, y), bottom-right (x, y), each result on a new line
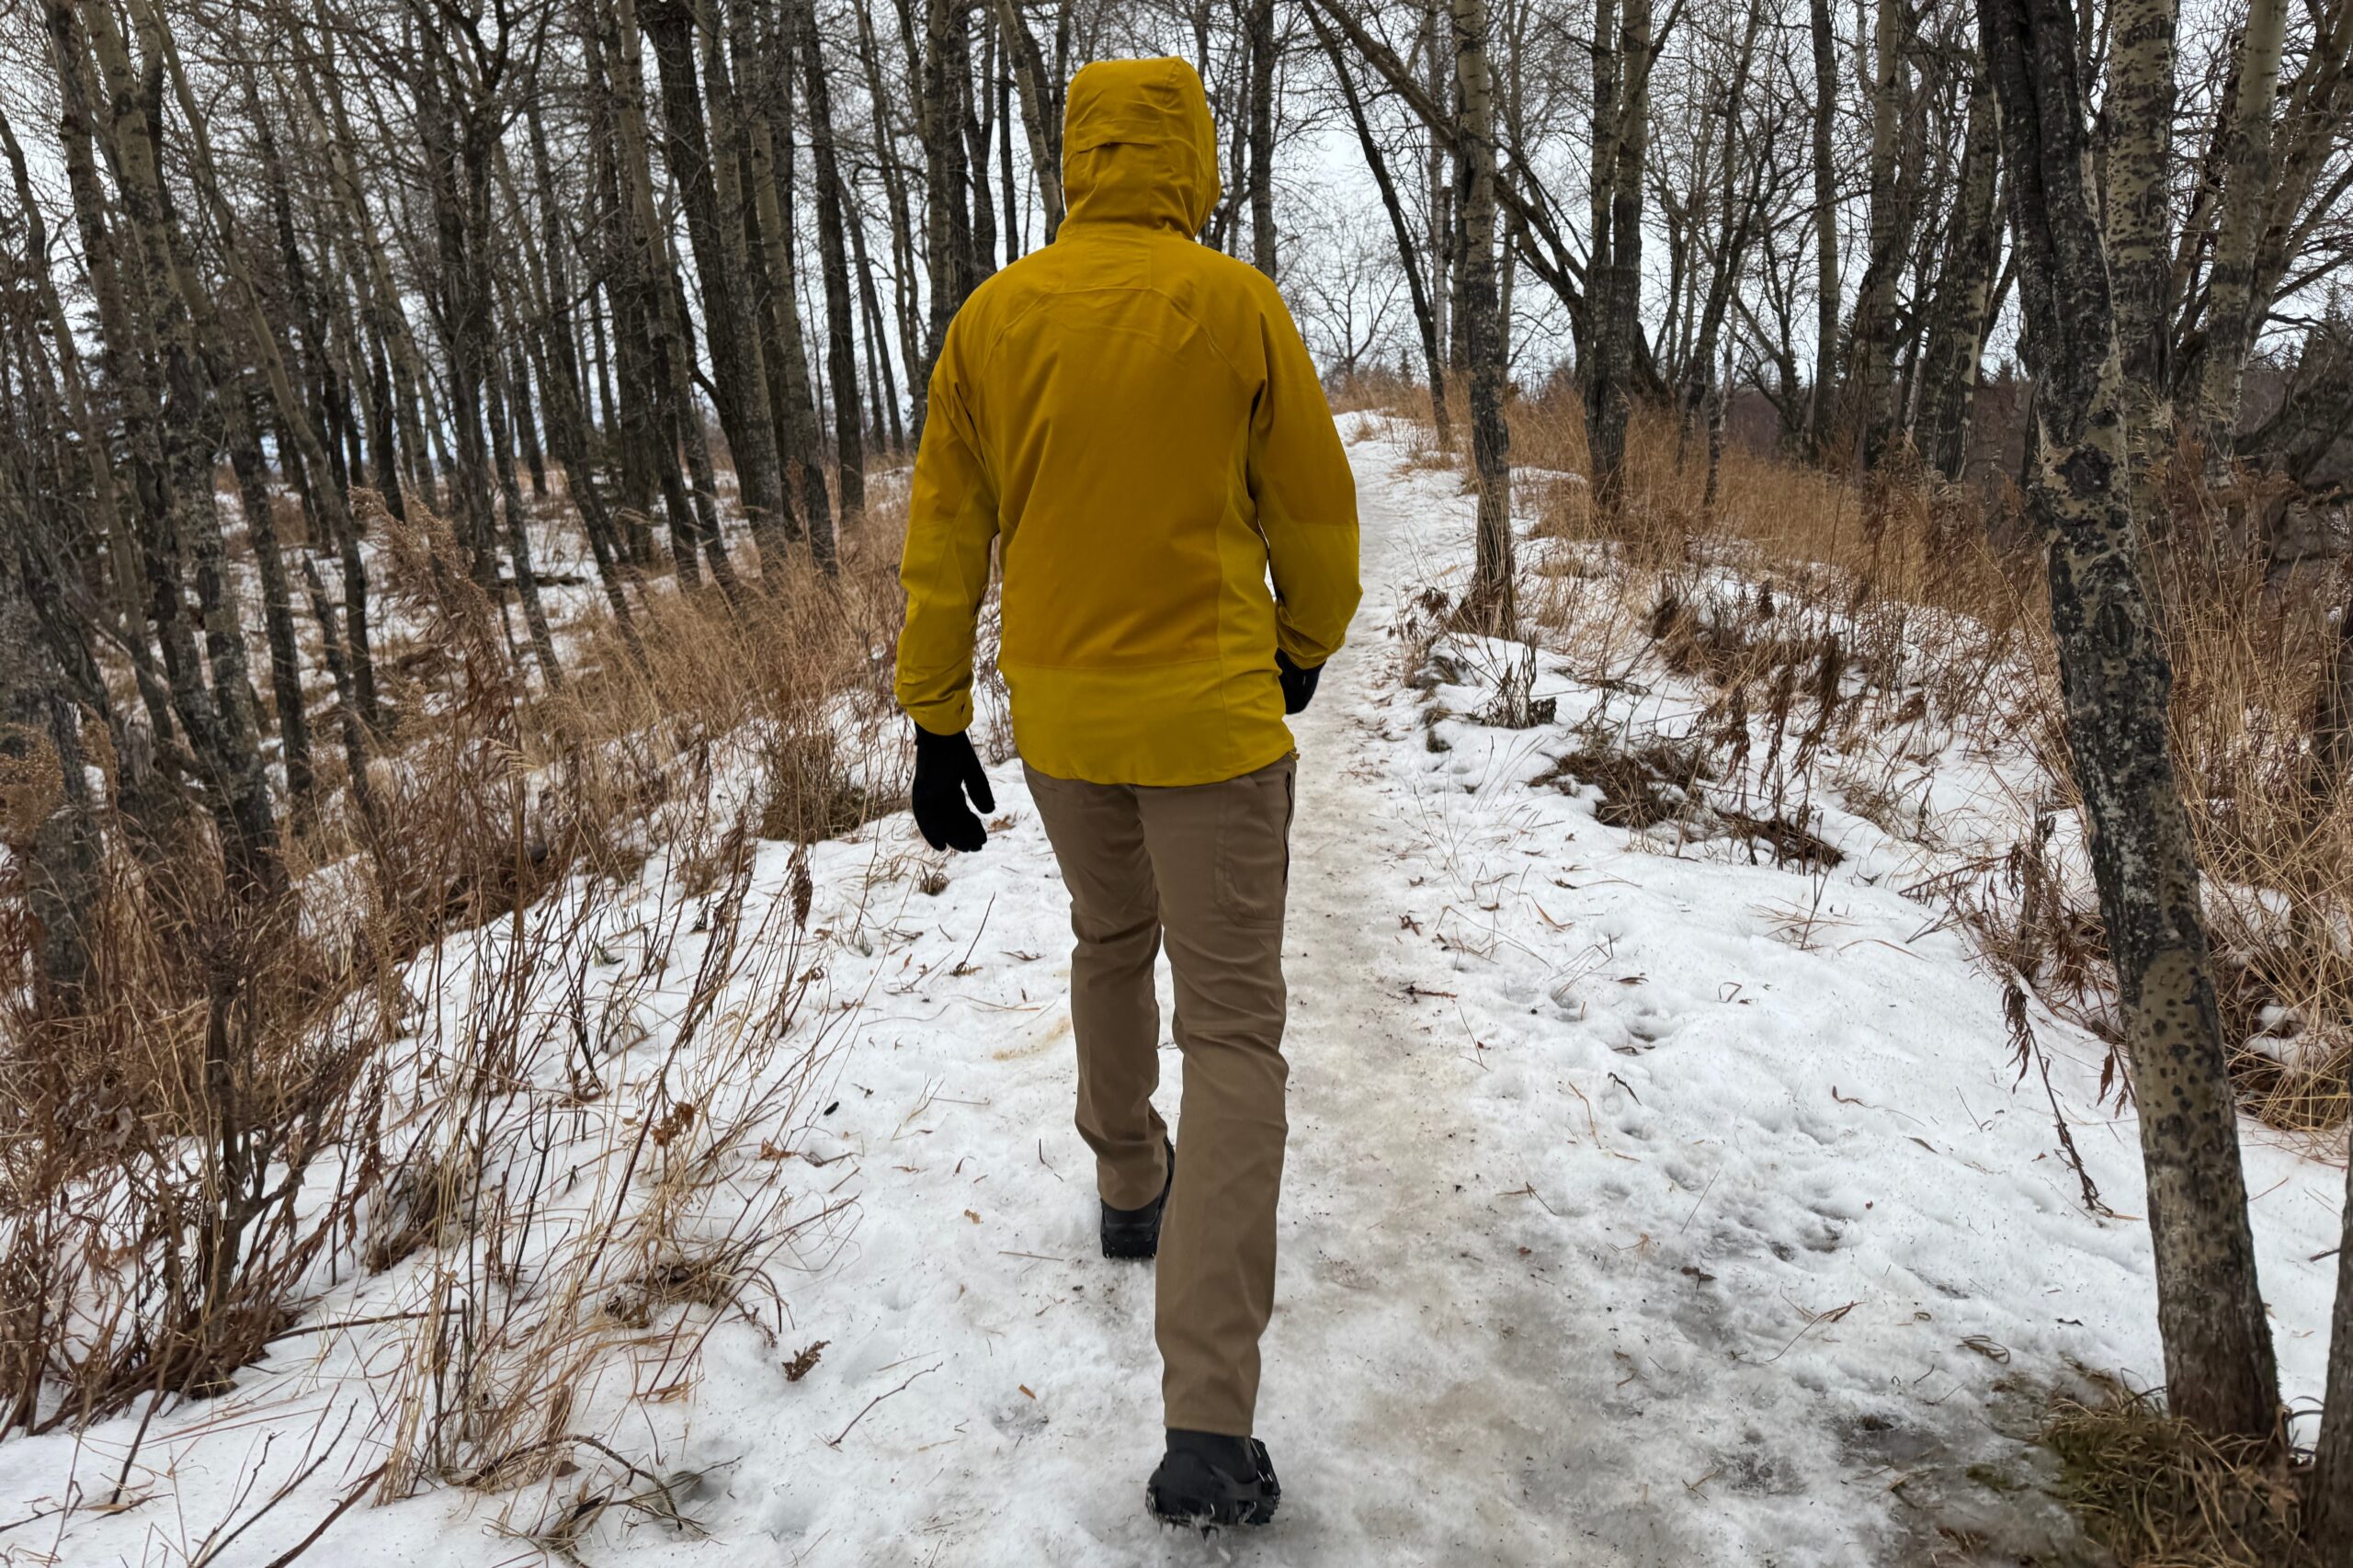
top-left (1976, 0), bottom-right (2282, 1445)
top-left (1311, 5), bottom-right (1452, 450)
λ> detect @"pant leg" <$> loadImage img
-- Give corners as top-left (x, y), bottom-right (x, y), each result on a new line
top-left (1025, 765), bottom-right (1171, 1210)
top-left (1137, 754), bottom-right (1296, 1436)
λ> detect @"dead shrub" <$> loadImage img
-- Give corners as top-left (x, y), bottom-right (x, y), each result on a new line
top-left (1538, 732), bottom-right (1714, 831)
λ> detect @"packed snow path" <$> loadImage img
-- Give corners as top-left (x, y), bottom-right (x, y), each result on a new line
top-left (688, 430), bottom-right (2333, 1565)
top-left (4, 429), bottom-right (2336, 1567)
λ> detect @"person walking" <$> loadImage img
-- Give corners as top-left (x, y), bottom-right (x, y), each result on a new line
top-left (893, 55), bottom-right (1360, 1531)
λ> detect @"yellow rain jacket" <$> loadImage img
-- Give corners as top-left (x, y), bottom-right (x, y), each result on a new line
top-left (893, 56), bottom-right (1361, 787)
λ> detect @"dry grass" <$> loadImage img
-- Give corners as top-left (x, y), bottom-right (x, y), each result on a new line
top-left (2045, 1390), bottom-right (2314, 1566)
top-left (0, 476), bottom-right (914, 1539)
top-left (1402, 377), bottom-right (2353, 1137)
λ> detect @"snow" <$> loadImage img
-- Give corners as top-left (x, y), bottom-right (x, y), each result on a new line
top-left (2, 425), bottom-right (2340, 1566)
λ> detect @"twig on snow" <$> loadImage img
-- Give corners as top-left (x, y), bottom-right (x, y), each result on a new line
top-left (1678, 1167), bottom-right (1722, 1233)
top-left (255, 1463), bottom-right (387, 1568)
top-left (826, 1363), bottom-right (940, 1448)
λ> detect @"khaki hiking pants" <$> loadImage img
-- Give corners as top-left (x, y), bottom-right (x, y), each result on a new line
top-left (1025, 754), bottom-right (1297, 1437)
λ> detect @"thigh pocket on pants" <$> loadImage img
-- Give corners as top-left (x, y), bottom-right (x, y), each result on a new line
top-left (1213, 766), bottom-right (1293, 925)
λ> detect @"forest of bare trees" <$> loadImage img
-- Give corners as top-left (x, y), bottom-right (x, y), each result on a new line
top-left (3, 0), bottom-right (2352, 1553)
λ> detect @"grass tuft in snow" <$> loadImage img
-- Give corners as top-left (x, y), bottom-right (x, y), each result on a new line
top-left (2046, 1389), bottom-right (2314, 1567)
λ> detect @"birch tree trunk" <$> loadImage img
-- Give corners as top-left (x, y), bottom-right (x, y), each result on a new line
top-left (1682, 1), bottom-right (1764, 454)
top-left (299, 22), bottom-right (434, 686)
top-left (1585, 0), bottom-right (1651, 515)
top-left (2197, 0), bottom-right (2288, 463)
top-left (792, 0), bottom-right (866, 548)
top-left (1807, 0), bottom-right (1840, 460)
top-left (606, 0), bottom-right (738, 584)
top-left (1847, 0), bottom-right (1912, 471)
top-left (916, 0), bottom-right (977, 437)
top-left (1976, 0), bottom-right (2282, 1445)
top-left (995, 0), bottom-right (1064, 238)
top-left (964, 9), bottom-right (1000, 279)
top-left (409, 16), bottom-right (500, 597)
top-left (848, 194), bottom-right (906, 452)
top-left (497, 141), bottom-right (667, 623)
top-left (1247, 0), bottom-right (1278, 277)
top-left (1425, 0), bottom-right (1451, 387)
top-left (1915, 65), bottom-right (2001, 481)
top-left (483, 334), bottom-right (565, 690)
top-left (728, 0), bottom-right (835, 550)
top-left (997, 55), bottom-right (1022, 259)
top-left (0, 97), bottom-right (164, 746)
top-left (224, 395), bottom-right (314, 801)
top-left (508, 346), bottom-right (547, 499)
top-left (1452, 0), bottom-right (1516, 633)
top-left (642, 0), bottom-right (791, 550)
top-left (2104, 0), bottom-right (2178, 493)
top-left (856, 0), bottom-right (930, 432)
top-left (0, 499), bottom-right (99, 1011)
top-left (71, 0), bottom-right (283, 896)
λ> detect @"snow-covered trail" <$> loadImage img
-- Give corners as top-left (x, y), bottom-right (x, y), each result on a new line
top-left (6, 430), bottom-right (2338, 1568)
top-left (1247, 458), bottom-right (1706, 1564)
top-left (688, 428), bottom-right (2333, 1567)
top-left (678, 431), bottom-right (2154, 1567)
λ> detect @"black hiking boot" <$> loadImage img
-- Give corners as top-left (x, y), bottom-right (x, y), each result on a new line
top-left (1099, 1140), bottom-right (1174, 1260)
top-left (1146, 1429), bottom-right (1280, 1530)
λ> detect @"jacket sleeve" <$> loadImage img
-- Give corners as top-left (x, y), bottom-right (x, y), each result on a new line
top-left (894, 324), bottom-right (1000, 735)
top-left (1249, 288), bottom-right (1361, 669)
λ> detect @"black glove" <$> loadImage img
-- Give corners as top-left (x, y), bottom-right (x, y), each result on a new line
top-left (911, 724), bottom-right (995, 852)
top-left (1275, 649), bottom-right (1322, 716)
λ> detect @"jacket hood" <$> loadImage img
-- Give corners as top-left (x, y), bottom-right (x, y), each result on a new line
top-left (1060, 57), bottom-right (1222, 235)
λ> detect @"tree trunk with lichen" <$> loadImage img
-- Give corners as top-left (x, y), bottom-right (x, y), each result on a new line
top-left (1915, 64), bottom-right (2001, 482)
top-left (2197, 0), bottom-right (2288, 467)
top-left (1452, 0), bottom-right (1515, 632)
top-left (1976, 0), bottom-right (2281, 1446)
top-left (1806, 0), bottom-right (1839, 461)
top-left (1585, 0), bottom-right (1650, 517)
top-left (1247, 0), bottom-right (1277, 277)
top-left (2103, 0), bottom-right (2178, 504)
top-left (1847, 0), bottom-right (1913, 471)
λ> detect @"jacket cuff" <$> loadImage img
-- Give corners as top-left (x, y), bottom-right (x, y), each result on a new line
top-left (898, 688), bottom-right (975, 736)
top-left (1275, 622), bottom-right (1341, 669)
